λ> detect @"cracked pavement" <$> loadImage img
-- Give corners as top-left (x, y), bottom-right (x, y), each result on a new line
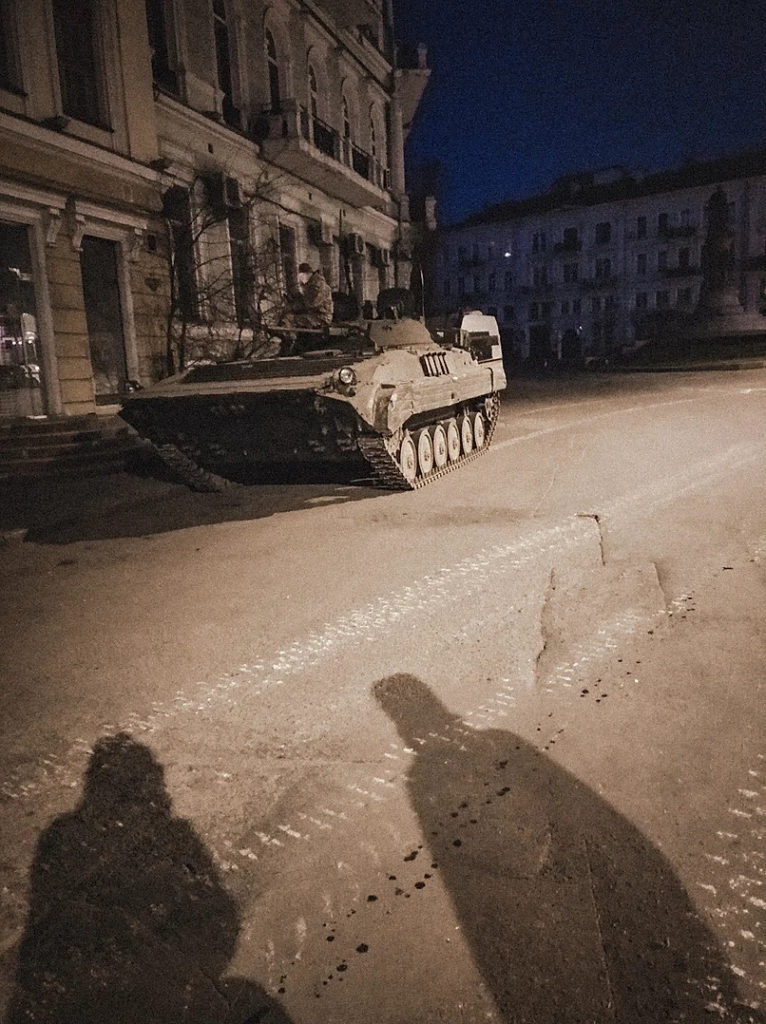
top-left (0, 369), bottom-right (765, 1022)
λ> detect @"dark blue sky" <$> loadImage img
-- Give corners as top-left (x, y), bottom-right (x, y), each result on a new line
top-left (393, 0), bottom-right (766, 224)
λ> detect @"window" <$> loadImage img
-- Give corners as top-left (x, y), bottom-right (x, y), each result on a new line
top-left (636, 215), bottom-right (647, 239)
top-left (563, 262), bottom-right (578, 283)
top-left (503, 304), bottom-right (514, 321)
top-left (541, 301), bottom-right (553, 318)
top-left (678, 286), bottom-right (692, 306)
top-left (488, 273), bottom-right (496, 293)
top-left (678, 247), bottom-right (690, 269)
top-left (163, 186), bottom-right (198, 321)
top-left (658, 250), bottom-right (668, 270)
top-left (145, 0), bottom-right (177, 94)
top-left (308, 64), bottom-right (318, 118)
top-left (472, 243), bottom-right (479, 261)
top-left (656, 289), bottom-right (669, 308)
top-left (533, 266), bottom-right (547, 287)
top-left (0, 0), bottom-right (22, 93)
top-left (342, 96), bottom-right (351, 140)
top-left (443, 279), bottom-right (451, 298)
top-left (595, 222), bottom-right (611, 245)
top-left (504, 270), bottom-right (513, 290)
top-left (212, 0), bottom-right (237, 126)
top-left (458, 276), bottom-right (465, 295)
top-left (635, 291), bottom-right (648, 309)
top-left (658, 212), bottom-right (669, 235)
top-left (473, 275), bottom-right (480, 294)
top-left (457, 245), bottom-right (466, 263)
top-left (562, 226), bottom-right (578, 249)
top-left (604, 294), bottom-right (616, 312)
top-left (532, 231), bottom-right (546, 253)
top-left (591, 296), bottom-right (601, 313)
top-left (680, 208), bottom-right (691, 227)
top-left (265, 29), bottom-right (280, 110)
top-left (572, 298), bottom-right (581, 314)
top-left (228, 205), bottom-right (252, 326)
top-left (636, 253), bottom-right (647, 276)
top-left (52, 0), bottom-right (108, 126)
top-left (529, 302), bottom-right (539, 320)
top-left (561, 299), bottom-right (570, 315)
top-left (595, 257), bottom-right (611, 281)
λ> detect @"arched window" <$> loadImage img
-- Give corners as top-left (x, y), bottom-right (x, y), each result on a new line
top-left (265, 29), bottom-right (280, 110)
top-left (308, 63), bottom-right (318, 118)
top-left (370, 116), bottom-right (377, 160)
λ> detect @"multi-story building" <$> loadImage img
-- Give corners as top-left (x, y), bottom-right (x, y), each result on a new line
top-left (431, 151), bottom-right (766, 364)
top-left (0, 0), bottom-right (427, 425)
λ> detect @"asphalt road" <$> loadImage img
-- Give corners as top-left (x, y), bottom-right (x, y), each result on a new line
top-left (1, 369), bottom-right (765, 1023)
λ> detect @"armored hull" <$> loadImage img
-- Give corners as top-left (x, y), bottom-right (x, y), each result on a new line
top-left (120, 315), bottom-right (506, 490)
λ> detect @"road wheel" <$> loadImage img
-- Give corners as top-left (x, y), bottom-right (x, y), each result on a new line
top-left (473, 411), bottom-right (486, 448)
top-left (460, 414), bottom-right (474, 454)
top-left (416, 428), bottom-right (434, 476)
top-left (431, 424), bottom-right (448, 468)
top-left (446, 419), bottom-right (461, 461)
top-left (399, 433), bottom-right (418, 483)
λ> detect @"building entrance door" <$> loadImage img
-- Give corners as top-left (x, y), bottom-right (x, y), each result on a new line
top-left (80, 236), bottom-right (127, 402)
top-left (0, 222), bottom-right (45, 419)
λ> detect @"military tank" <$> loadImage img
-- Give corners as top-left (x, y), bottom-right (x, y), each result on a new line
top-left (119, 311), bottom-right (506, 491)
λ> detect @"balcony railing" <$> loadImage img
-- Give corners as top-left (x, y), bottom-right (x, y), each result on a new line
top-left (294, 107), bottom-right (390, 190)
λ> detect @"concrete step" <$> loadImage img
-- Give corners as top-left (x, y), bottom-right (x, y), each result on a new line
top-left (0, 414), bottom-right (142, 479)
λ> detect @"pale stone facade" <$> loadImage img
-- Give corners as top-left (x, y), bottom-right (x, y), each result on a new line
top-left (0, 0), bottom-right (427, 420)
top-left (432, 156), bottom-right (766, 364)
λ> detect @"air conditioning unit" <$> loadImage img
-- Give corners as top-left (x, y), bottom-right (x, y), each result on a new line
top-left (347, 232), bottom-right (365, 255)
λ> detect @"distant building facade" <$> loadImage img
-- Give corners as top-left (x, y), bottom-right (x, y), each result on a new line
top-left (431, 153), bottom-right (766, 364)
top-left (0, 0), bottom-right (427, 422)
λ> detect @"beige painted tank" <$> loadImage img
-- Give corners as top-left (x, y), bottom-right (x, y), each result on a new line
top-left (120, 313), bottom-right (507, 490)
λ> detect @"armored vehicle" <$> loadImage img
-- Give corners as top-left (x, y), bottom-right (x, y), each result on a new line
top-left (120, 312), bottom-right (506, 491)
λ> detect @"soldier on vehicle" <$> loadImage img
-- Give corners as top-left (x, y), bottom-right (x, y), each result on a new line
top-left (284, 262), bottom-right (333, 328)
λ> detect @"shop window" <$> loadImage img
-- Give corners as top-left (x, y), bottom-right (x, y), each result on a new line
top-left (0, 222), bottom-right (43, 418)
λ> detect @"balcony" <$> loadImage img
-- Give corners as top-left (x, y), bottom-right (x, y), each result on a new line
top-left (258, 101), bottom-right (390, 209)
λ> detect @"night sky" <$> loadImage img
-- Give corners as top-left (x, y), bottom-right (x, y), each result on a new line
top-left (393, 0), bottom-right (766, 224)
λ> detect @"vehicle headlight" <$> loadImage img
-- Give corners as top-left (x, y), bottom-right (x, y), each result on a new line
top-left (338, 366), bottom-right (357, 386)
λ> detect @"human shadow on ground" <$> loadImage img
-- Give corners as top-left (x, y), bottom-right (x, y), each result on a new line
top-left (4, 732), bottom-right (291, 1024)
top-left (374, 674), bottom-right (761, 1024)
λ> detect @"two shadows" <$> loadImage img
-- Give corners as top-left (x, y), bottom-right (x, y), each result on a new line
top-left (6, 676), bottom-right (757, 1023)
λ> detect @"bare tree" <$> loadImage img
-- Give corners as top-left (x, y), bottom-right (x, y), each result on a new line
top-left (160, 165), bottom-right (289, 374)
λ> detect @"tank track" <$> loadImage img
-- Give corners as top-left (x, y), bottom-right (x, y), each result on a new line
top-left (357, 394), bottom-right (501, 490)
top-left (153, 442), bottom-right (237, 493)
